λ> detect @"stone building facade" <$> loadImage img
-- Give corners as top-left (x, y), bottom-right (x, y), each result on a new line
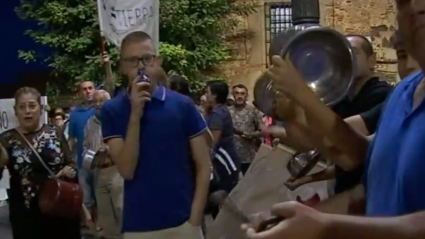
top-left (222, 0), bottom-right (398, 99)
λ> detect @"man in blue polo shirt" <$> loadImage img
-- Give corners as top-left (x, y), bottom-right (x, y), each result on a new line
top-left (101, 31), bottom-right (211, 239)
top-left (68, 80), bottom-right (96, 226)
top-left (242, 1), bottom-right (425, 238)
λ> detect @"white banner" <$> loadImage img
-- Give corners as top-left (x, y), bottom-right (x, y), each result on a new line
top-left (0, 97), bottom-right (48, 134)
top-left (97, 0), bottom-right (159, 49)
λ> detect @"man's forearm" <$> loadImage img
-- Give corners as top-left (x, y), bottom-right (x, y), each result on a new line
top-left (323, 211), bottom-right (425, 239)
top-left (103, 62), bottom-right (114, 96)
top-left (295, 87), bottom-right (369, 169)
top-left (115, 112), bottom-right (141, 179)
top-left (315, 184), bottom-right (365, 215)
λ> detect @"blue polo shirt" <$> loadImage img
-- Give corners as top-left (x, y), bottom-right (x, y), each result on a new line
top-left (101, 86), bottom-right (207, 232)
top-left (365, 71), bottom-right (425, 216)
top-left (68, 106), bottom-right (95, 168)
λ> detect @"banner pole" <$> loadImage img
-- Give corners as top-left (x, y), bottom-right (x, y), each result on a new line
top-left (97, 0), bottom-right (113, 93)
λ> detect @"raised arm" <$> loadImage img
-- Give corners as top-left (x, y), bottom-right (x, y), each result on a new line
top-left (269, 56), bottom-right (369, 170)
top-left (101, 78), bottom-right (150, 180)
top-left (104, 118), bottom-right (139, 180)
top-left (67, 114), bottom-right (77, 163)
top-left (101, 51), bottom-right (115, 96)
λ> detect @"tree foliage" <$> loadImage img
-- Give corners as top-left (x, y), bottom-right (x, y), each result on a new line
top-left (16, 0), bottom-right (256, 96)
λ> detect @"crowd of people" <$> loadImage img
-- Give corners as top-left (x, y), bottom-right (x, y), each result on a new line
top-left (0, 1), bottom-right (424, 239)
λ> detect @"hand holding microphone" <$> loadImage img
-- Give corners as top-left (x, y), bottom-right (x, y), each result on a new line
top-left (130, 71), bottom-right (151, 116)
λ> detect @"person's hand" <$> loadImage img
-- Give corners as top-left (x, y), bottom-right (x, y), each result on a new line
top-left (266, 126), bottom-right (287, 138)
top-left (94, 146), bottom-right (109, 168)
top-left (242, 201), bottom-right (329, 239)
top-left (267, 55), bottom-right (311, 101)
top-left (246, 211), bottom-right (273, 231)
top-left (284, 176), bottom-right (309, 191)
top-left (130, 76), bottom-right (151, 115)
top-left (101, 51), bottom-right (109, 64)
top-left (58, 165), bottom-right (76, 179)
top-left (209, 190), bottom-right (228, 205)
top-left (272, 92), bottom-right (314, 152)
top-left (242, 131), bottom-right (254, 139)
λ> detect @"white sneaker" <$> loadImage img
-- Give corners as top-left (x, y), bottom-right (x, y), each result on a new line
top-left (0, 200), bottom-right (7, 207)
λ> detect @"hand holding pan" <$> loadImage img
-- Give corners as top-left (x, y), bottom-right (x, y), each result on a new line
top-left (219, 196), bottom-right (285, 233)
top-left (241, 211), bottom-right (284, 233)
top-left (242, 202), bottom-right (327, 239)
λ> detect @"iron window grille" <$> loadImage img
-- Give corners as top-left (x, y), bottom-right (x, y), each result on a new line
top-left (265, 2), bottom-right (293, 67)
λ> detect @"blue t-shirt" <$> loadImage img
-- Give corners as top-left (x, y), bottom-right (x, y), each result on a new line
top-left (101, 86), bottom-right (206, 232)
top-left (68, 106), bottom-right (95, 168)
top-left (365, 71), bottom-right (425, 216)
top-left (206, 105), bottom-right (241, 192)
top-left (207, 105), bottom-right (240, 167)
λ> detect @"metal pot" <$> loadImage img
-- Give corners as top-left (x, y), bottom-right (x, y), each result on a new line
top-left (82, 148), bottom-right (108, 171)
top-left (286, 149), bottom-right (324, 179)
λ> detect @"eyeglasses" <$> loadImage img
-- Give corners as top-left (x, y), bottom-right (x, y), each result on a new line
top-left (122, 54), bottom-right (156, 67)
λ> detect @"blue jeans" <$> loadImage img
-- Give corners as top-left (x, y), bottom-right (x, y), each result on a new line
top-left (78, 168), bottom-right (98, 208)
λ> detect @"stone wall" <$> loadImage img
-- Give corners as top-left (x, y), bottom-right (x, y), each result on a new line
top-left (222, 0), bottom-right (399, 99)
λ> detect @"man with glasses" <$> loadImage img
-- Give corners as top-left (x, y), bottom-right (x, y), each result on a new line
top-left (101, 31), bottom-right (211, 239)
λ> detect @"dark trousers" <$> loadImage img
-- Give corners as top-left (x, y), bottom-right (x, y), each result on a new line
top-left (241, 163), bottom-right (251, 175)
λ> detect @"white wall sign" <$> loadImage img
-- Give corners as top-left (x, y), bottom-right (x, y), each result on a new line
top-left (97, 0), bottom-right (159, 49)
top-left (0, 97), bottom-right (48, 134)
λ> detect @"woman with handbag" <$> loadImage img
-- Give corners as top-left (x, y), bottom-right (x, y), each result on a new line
top-left (0, 87), bottom-right (81, 239)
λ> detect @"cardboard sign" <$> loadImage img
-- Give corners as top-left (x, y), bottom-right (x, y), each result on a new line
top-left (208, 144), bottom-right (329, 239)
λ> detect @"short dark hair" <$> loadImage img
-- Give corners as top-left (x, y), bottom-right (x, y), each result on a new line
top-left (121, 31), bottom-right (152, 49)
top-left (169, 74), bottom-right (191, 97)
top-left (346, 34), bottom-right (374, 57)
top-left (207, 81), bottom-right (229, 104)
top-left (232, 84), bottom-right (248, 92)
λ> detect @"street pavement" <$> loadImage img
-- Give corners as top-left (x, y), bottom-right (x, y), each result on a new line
top-left (0, 204), bottom-right (98, 239)
top-left (0, 205), bottom-right (11, 239)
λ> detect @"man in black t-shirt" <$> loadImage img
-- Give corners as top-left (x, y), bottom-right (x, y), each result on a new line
top-left (286, 34), bottom-right (392, 194)
top-left (286, 32), bottom-right (422, 194)
top-left (345, 31), bottom-right (421, 136)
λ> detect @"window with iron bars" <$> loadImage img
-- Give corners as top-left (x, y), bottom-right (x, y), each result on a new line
top-left (265, 2), bottom-right (293, 67)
